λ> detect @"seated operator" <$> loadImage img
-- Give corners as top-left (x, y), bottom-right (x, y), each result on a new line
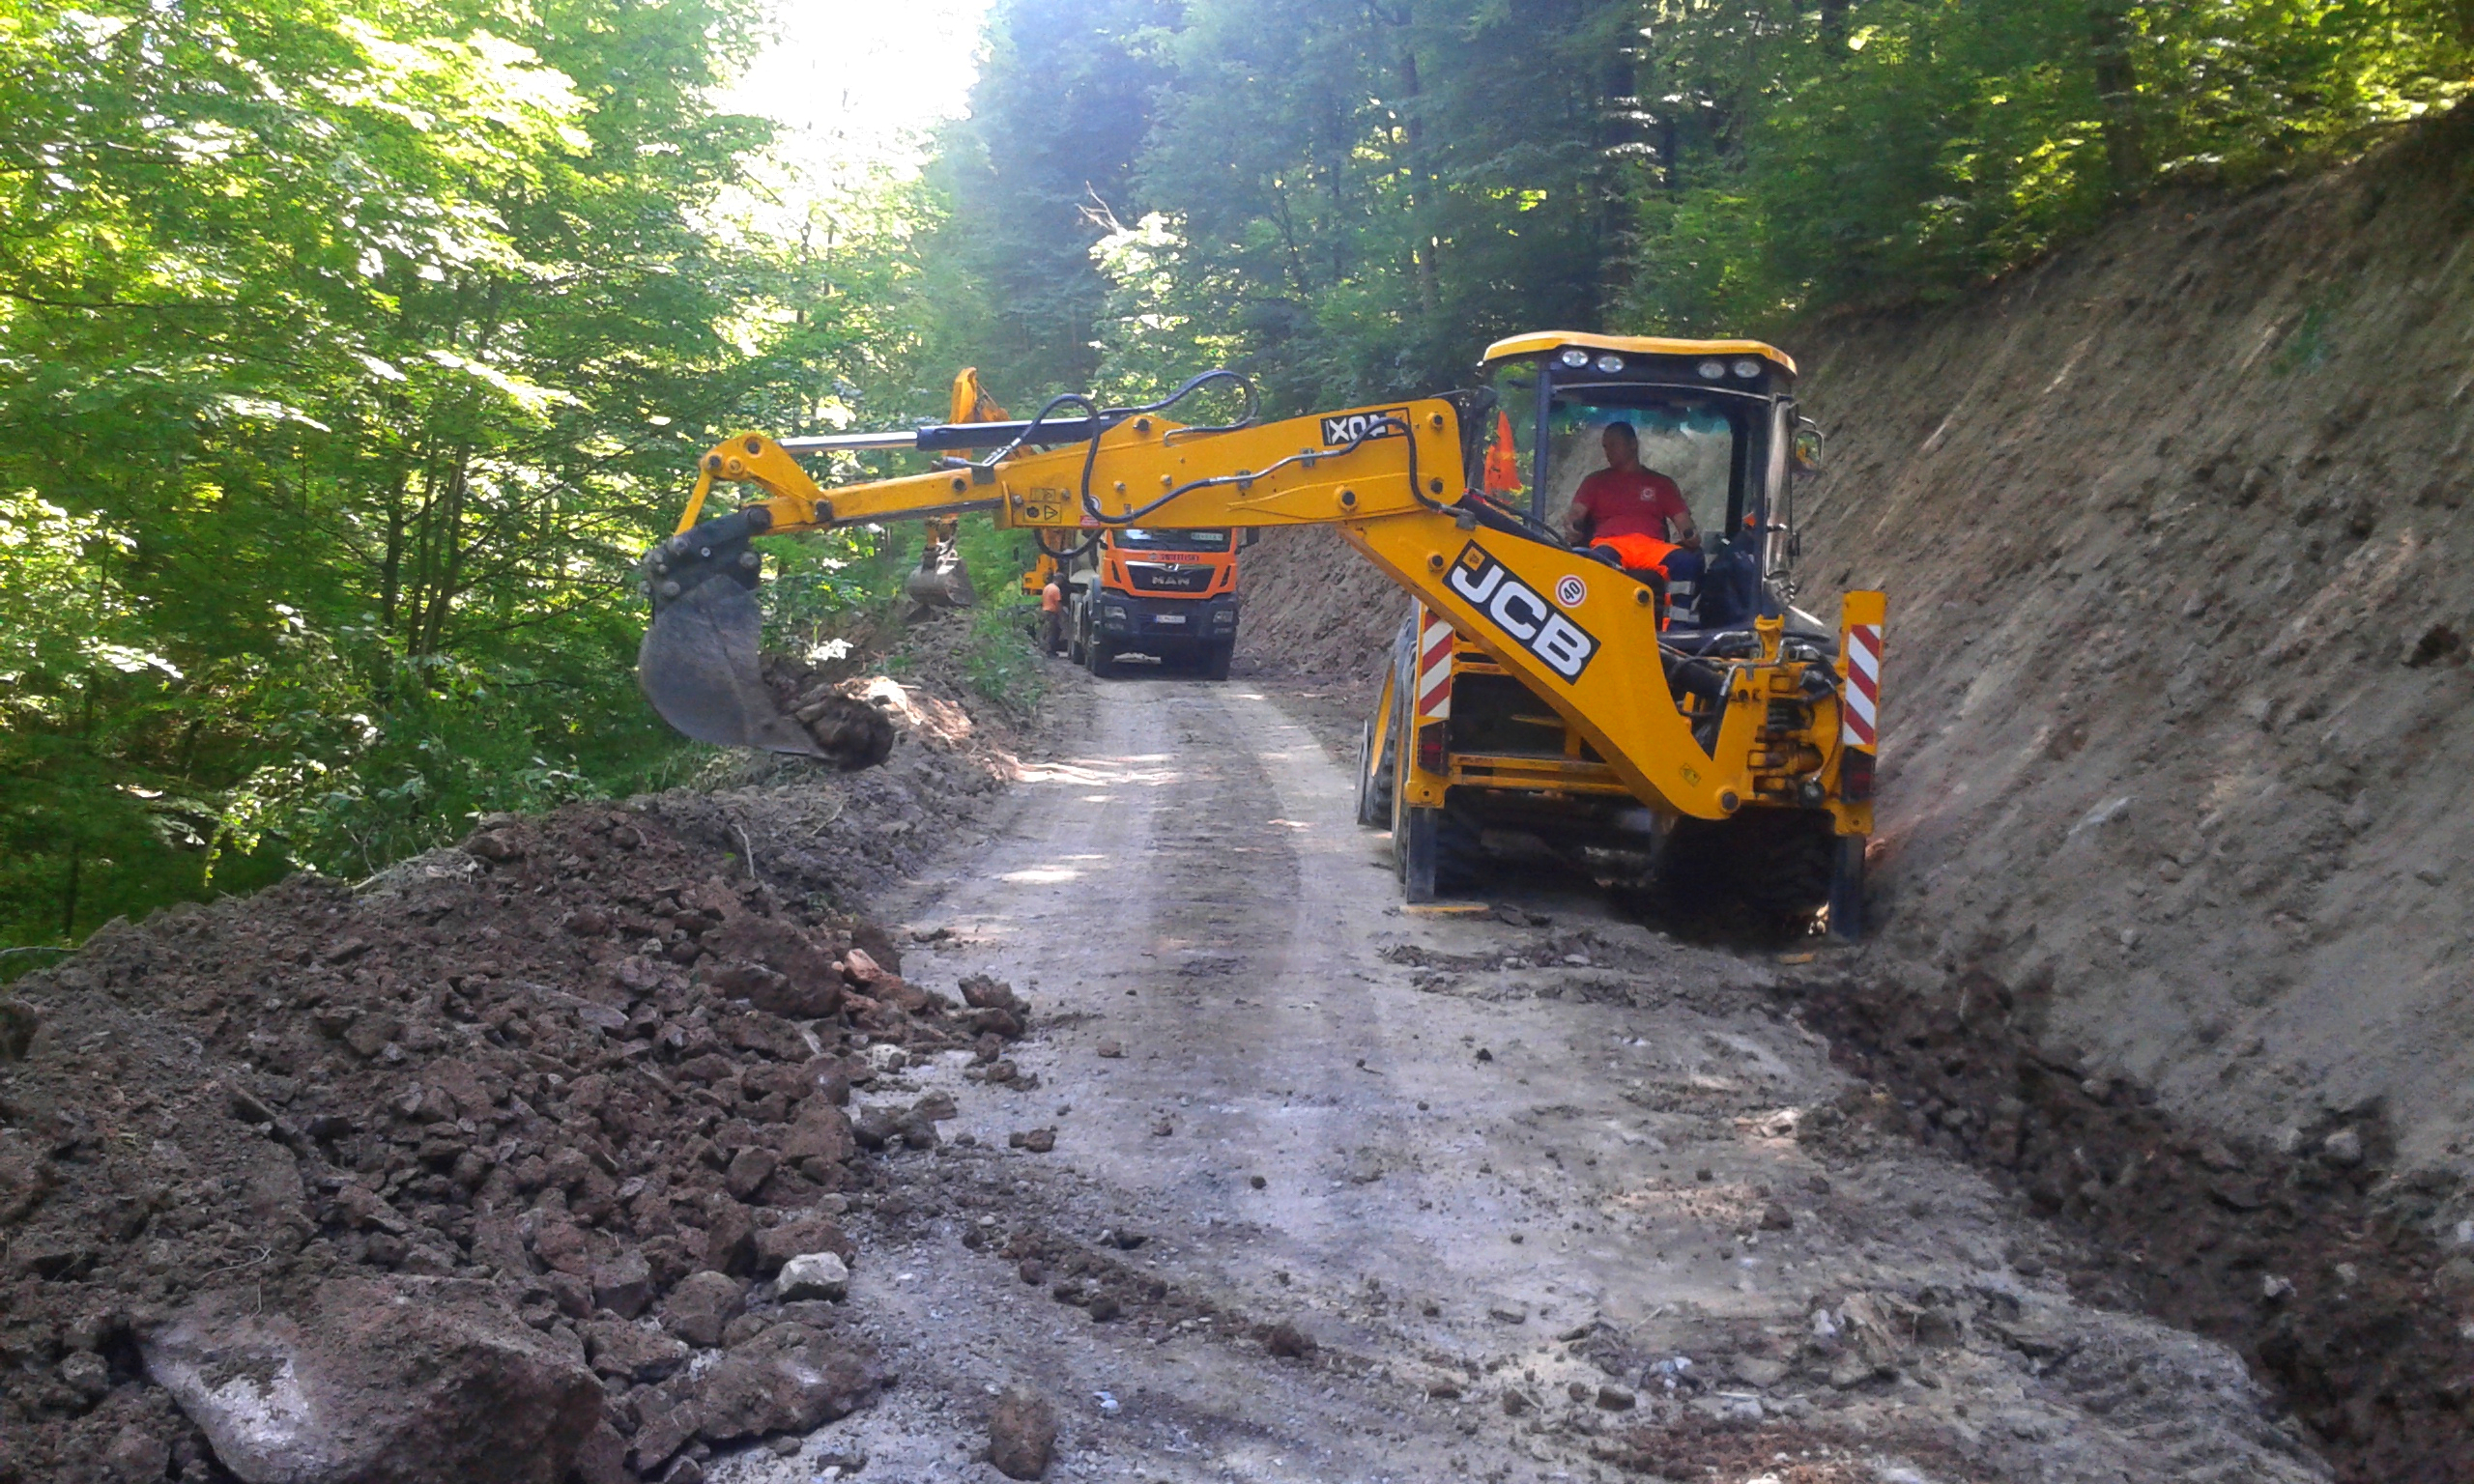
top-left (1562, 421), bottom-right (1705, 624)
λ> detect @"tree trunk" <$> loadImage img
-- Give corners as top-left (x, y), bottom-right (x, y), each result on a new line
top-left (2087, 0), bottom-right (2145, 193)
top-left (1391, 22), bottom-right (1442, 318)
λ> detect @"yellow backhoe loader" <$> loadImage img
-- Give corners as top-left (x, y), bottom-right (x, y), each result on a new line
top-left (636, 340), bottom-right (1884, 933)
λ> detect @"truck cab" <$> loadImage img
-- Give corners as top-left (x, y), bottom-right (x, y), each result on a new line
top-left (1065, 526), bottom-right (1247, 680)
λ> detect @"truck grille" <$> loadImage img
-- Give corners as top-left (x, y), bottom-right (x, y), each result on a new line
top-left (1125, 563), bottom-right (1213, 593)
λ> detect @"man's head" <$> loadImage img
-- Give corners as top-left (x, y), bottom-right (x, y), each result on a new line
top-left (1600, 421), bottom-right (1641, 472)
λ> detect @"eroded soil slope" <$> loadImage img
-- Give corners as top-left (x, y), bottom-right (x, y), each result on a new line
top-left (1791, 110), bottom-right (2474, 1172)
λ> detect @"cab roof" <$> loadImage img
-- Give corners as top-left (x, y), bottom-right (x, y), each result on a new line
top-left (1481, 331), bottom-right (1797, 377)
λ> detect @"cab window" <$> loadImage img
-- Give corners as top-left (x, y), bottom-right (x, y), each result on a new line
top-left (1478, 358), bottom-right (1540, 510)
top-left (1541, 396), bottom-right (1741, 540)
top-left (1115, 528), bottom-right (1232, 553)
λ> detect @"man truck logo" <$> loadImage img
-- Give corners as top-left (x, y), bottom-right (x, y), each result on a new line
top-left (1320, 408), bottom-right (1410, 446)
top-left (1446, 543), bottom-right (1597, 681)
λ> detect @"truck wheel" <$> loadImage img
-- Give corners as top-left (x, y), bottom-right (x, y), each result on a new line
top-left (1086, 638), bottom-right (1115, 679)
top-left (1203, 639), bottom-right (1234, 681)
top-left (1354, 716), bottom-right (1395, 829)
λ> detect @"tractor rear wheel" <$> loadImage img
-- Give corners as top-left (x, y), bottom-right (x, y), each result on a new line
top-left (1657, 810), bottom-right (1835, 935)
top-left (1354, 717), bottom-right (1395, 829)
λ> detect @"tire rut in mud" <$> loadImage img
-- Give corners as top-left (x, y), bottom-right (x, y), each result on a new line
top-left (1787, 966), bottom-right (2470, 1484)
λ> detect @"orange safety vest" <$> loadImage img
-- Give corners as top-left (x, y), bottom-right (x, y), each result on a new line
top-left (1040, 582), bottom-right (1063, 612)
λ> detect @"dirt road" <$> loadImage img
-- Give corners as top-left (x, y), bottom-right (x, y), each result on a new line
top-left (712, 669), bottom-right (2330, 1484)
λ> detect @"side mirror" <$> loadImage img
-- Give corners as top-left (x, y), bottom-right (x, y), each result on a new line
top-left (1792, 416), bottom-right (1825, 474)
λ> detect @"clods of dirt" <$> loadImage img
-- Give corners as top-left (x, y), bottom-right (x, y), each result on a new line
top-left (986, 1387), bottom-right (1057, 1479)
top-left (754, 654), bottom-right (897, 770)
top-left (0, 800), bottom-right (1033, 1483)
top-left (1790, 965), bottom-right (2468, 1483)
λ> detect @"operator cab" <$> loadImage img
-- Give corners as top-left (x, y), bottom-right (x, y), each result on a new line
top-left (1477, 333), bottom-right (1819, 650)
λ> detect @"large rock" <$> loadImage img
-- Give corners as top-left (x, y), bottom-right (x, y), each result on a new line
top-left (754, 1214), bottom-right (852, 1276)
top-left (693, 1327), bottom-right (880, 1441)
top-left (659, 1271), bottom-right (746, 1349)
top-left (140, 1276), bottom-right (601, 1484)
top-left (988, 1388), bottom-right (1058, 1480)
top-left (779, 1104), bottom-right (856, 1166)
top-left (701, 917), bottom-right (843, 1018)
top-left (775, 1251), bottom-right (849, 1301)
top-left (583, 1319), bottom-right (690, 1384)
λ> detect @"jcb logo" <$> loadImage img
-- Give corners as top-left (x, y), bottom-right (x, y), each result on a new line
top-left (1446, 543), bottom-right (1597, 682)
top-left (1319, 408), bottom-right (1410, 446)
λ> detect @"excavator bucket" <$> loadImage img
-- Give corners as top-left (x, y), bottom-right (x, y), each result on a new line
top-left (637, 573), bottom-right (828, 756)
top-left (634, 506), bottom-right (895, 767)
top-left (903, 525), bottom-right (979, 614)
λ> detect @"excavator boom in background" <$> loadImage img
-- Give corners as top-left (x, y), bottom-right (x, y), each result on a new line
top-left (638, 346), bottom-right (1884, 932)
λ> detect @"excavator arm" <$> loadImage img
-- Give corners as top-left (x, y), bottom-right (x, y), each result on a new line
top-left (638, 380), bottom-right (1878, 838)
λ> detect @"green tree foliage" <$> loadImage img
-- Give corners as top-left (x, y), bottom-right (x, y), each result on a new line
top-left (0, 0), bottom-right (946, 954)
top-left (942, 0), bottom-right (2467, 406)
top-left (924, 0), bottom-right (1183, 399)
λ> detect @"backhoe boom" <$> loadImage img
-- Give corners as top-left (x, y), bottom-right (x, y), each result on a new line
top-left (639, 390), bottom-right (1878, 847)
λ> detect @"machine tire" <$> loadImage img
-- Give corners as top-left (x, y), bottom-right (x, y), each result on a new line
top-left (1658, 810), bottom-right (1836, 935)
top-left (1397, 803), bottom-right (1442, 903)
top-left (1827, 834), bottom-right (1866, 940)
top-left (1086, 638), bottom-right (1116, 679)
top-left (1202, 639), bottom-right (1234, 681)
top-left (1353, 717), bottom-right (1395, 829)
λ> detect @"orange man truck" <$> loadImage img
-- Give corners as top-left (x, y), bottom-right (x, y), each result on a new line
top-left (1057, 526), bottom-right (1249, 680)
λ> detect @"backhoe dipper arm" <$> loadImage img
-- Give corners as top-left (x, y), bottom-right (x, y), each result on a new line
top-left (640, 397), bottom-right (1866, 829)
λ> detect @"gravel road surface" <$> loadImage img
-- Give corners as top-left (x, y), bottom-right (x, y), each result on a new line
top-left (708, 668), bottom-right (2327, 1484)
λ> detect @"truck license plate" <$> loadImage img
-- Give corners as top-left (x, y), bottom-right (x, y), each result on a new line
top-left (1154, 614), bottom-right (1186, 624)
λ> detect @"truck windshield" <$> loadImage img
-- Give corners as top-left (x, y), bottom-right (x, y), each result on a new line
top-left (1540, 397), bottom-right (1740, 542)
top-left (1116, 528), bottom-right (1232, 553)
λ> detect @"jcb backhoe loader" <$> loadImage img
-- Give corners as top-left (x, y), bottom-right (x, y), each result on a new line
top-left (636, 340), bottom-right (1884, 932)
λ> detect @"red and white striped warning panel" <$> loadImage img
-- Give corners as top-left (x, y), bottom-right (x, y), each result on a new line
top-left (1842, 621), bottom-right (1882, 749)
top-left (1415, 605), bottom-right (1454, 720)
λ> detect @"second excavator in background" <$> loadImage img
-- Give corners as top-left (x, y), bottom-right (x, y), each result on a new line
top-left (635, 337), bottom-right (1884, 933)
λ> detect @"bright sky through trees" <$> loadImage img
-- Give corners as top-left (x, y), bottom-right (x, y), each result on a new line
top-left (720, 0), bottom-right (994, 181)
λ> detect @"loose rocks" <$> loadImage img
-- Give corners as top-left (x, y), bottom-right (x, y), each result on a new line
top-left (988, 1388), bottom-right (1058, 1480)
top-left (139, 1277), bottom-right (603, 1484)
top-left (0, 800), bottom-right (1032, 1481)
top-left (776, 1251), bottom-right (850, 1301)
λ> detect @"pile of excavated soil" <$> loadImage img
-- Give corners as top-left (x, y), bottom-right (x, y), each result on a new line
top-left (0, 681), bottom-right (1042, 1484)
top-left (1788, 966), bottom-right (2469, 1481)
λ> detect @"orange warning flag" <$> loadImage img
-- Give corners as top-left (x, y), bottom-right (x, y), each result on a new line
top-left (1483, 409), bottom-right (1522, 495)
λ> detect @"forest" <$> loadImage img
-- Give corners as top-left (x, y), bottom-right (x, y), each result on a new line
top-left (2, 0), bottom-right (2463, 957)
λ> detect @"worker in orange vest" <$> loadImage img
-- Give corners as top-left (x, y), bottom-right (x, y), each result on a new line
top-left (1565, 422), bottom-right (1703, 627)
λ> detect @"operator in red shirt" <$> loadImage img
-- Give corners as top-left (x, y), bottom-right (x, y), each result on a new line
top-left (1563, 421), bottom-right (1698, 551)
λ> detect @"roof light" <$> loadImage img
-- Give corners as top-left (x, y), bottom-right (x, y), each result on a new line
top-left (1559, 348), bottom-right (1592, 368)
top-left (1733, 358), bottom-right (1764, 379)
top-left (1594, 353), bottom-right (1625, 373)
top-left (1697, 359), bottom-right (1727, 380)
